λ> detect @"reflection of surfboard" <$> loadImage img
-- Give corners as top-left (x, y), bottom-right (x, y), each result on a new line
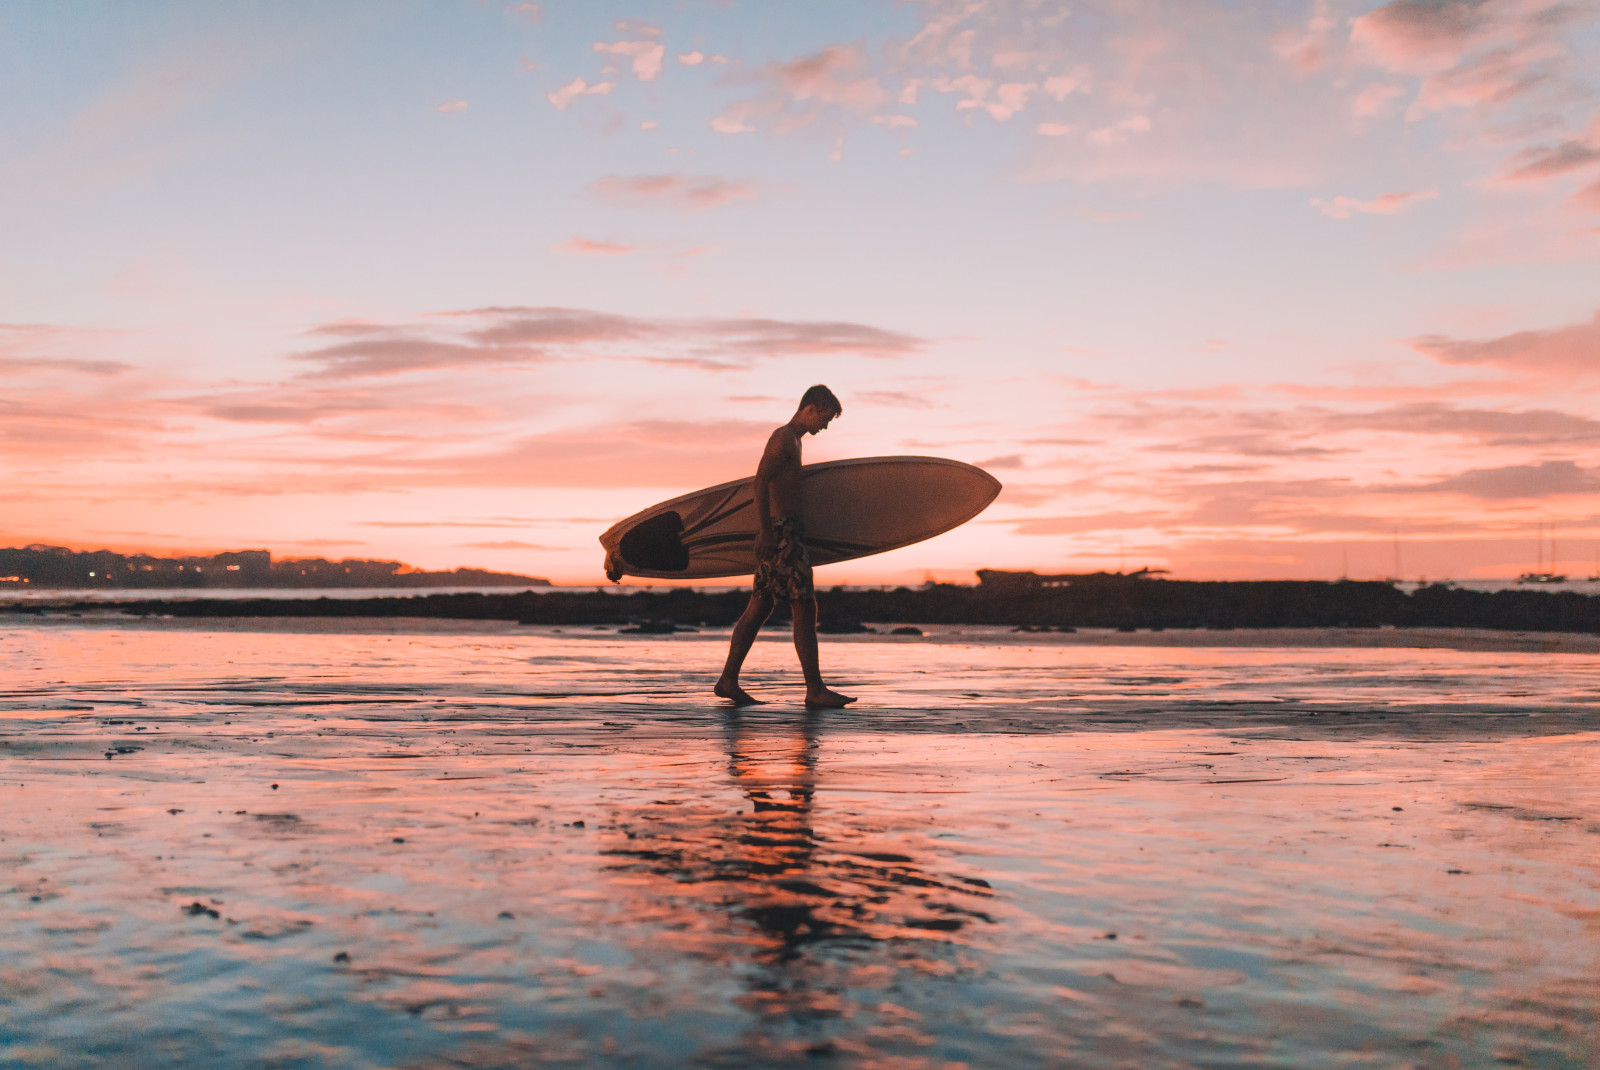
top-left (599, 456), bottom-right (1002, 581)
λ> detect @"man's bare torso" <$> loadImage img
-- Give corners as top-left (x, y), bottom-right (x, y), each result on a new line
top-left (756, 425), bottom-right (803, 527)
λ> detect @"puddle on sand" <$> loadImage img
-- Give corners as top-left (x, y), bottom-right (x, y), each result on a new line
top-left (2, 621), bottom-right (1599, 1068)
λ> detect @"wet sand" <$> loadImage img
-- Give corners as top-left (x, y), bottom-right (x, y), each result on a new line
top-left (3, 620), bottom-right (1598, 1067)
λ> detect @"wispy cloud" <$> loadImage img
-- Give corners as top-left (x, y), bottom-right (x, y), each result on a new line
top-left (1502, 138), bottom-right (1600, 182)
top-left (1411, 311), bottom-right (1600, 377)
top-left (460, 539), bottom-right (561, 550)
top-left (0, 355), bottom-right (130, 376)
top-left (593, 27), bottom-right (665, 82)
top-left (857, 390), bottom-right (939, 409)
top-left (556, 237), bottom-right (637, 256)
top-left (345, 419), bottom-right (777, 490)
top-left (1324, 403), bottom-right (1600, 445)
top-left (711, 44), bottom-right (893, 135)
top-left (1311, 189), bottom-right (1437, 219)
top-left (1417, 460), bottom-right (1599, 499)
top-left (588, 173), bottom-right (759, 211)
top-left (293, 337), bottom-right (541, 380)
top-left (505, 3), bottom-right (540, 26)
top-left (547, 76), bottom-right (614, 110)
top-left (217, 307), bottom-right (921, 393)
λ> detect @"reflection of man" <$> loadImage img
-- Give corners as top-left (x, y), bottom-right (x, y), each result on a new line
top-left (716, 386), bottom-right (855, 708)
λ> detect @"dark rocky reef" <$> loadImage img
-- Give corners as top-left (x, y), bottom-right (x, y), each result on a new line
top-left (11, 574), bottom-right (1600, 634)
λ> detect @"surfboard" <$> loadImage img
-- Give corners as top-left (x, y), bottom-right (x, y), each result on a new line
top-left (599, 456), bottom-right (1002, 581)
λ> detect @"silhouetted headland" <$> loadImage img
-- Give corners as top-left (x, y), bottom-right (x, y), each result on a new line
top-left (8, 568), bottom-right (1599, 634)
top-left (0, 545), bottom-right (548, 590)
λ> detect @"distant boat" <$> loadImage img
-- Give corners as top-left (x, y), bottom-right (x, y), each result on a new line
top-left (1518, 523), bottom-right (1565, 584)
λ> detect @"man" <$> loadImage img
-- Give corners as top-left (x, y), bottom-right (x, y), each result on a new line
top-left (715, 385), bottom-right (856, 708)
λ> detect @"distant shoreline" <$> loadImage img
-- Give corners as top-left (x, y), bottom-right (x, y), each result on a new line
top-left (0, 545), bottom-right (547, 591)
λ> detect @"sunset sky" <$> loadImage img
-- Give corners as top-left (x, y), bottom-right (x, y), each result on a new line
top-left (4, 0), bottom-right (1599, 584)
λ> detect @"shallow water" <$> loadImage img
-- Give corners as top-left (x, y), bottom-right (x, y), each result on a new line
top-left (3, 621), bottom-right (1598, 1068)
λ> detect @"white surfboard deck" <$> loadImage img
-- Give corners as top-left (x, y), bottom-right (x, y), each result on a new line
top-left (599, 456), bottom-right (1002, 581)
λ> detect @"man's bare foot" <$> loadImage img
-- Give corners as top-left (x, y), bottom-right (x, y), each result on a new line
top-left (715, 680), bottom-right (762, 706)
top-left (804, 687), bottom-right (856, 708)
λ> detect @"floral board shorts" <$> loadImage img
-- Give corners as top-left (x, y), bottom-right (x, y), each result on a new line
top-left (753, 518), bottom-right (814, 601)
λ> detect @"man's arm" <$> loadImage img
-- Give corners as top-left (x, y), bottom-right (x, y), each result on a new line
top-left (752, 431), bottom-right (783, 554)
top-left (753, 429), bottom-right (800, 553)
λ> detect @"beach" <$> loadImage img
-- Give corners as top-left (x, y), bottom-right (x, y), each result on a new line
top-left (3, 619), bottom-right (1598, 1067)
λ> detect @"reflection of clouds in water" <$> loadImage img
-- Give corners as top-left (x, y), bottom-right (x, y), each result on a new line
top-left (7, 627), bottom-right (1599, 1066)
top-left (600, 711), bottom-right (995, 1026)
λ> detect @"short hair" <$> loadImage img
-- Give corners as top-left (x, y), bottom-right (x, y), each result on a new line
top-left (799, 384), bottom-right (842, 416)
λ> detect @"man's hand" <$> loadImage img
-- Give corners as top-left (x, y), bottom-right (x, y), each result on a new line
top-left (754, 525), bottom-right (773, 559)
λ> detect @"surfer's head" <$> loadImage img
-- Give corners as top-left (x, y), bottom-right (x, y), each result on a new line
top-left (796, 384), bottom-right (842, 434)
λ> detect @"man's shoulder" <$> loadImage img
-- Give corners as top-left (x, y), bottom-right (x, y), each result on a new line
top-left (765, 425), bottom-right (799, 451)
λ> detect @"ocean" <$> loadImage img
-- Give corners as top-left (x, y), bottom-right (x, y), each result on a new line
top-left (3, 617), bottom-right (1598, 1068)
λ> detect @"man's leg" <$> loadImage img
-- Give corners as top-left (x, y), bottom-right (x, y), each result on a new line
top-left (716, 591), bottom-right (774, 705)
top-left (791, 597), bottom-right (855, 708)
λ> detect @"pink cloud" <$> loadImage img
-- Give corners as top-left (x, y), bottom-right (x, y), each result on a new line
top-left (1418, 460), bottom-right (1598, 499)
top-left (1413, 203), bottom-right (1600, 269)
top-left (1042, 70), bottom-right (1090, 100)
top-left (776, 45), bottom-right (887, 110)
top-left (1503, 138), bottom-right (1600, 181)
top-left (184, 379), bottom-right (502, 426)
top-left (0, 324), bottom-right (167, 462)
top-left (547, 77), bottom-right (614, 110)
top-left (588, 173), bottom-right (758, 211)
top-left (1411, 311), bottom-right (1600, 376)
top-left (557, 237), bottom-right (637, 256)
top-left (0, 394), bottom-right (167, 457)
top-left (857, 390), bottom-right (939, 409)
top-left (1004, 510), bottom-right (1178, 536)
top-left (435, 100), bottom-right (468, 114)
top-left (506, 3), bottom-right (540, 26)
top-left (710, 45), bottom-right (889, 136)
top-left (683, 0), bottom-right (1599, 202)
top-left (1351, 83), bottom-right (1406, 119)
top-left (1577, 174), bottom-right (1600, 212)
top-left (460, 540), bottom-right (560, 550)
top-left (265, 306), bottom-right (922, 387)
top-left (1324, 403), bottom-right (1600, 445)
top-left (293, 338), bottom-right (540, 380)
top-left (1271, 3), bottom-right (1339, 74)
top-left (1087, 115), bottom-right (1151, 147)
top-left (592, 38), bottom-right (666, 82)
top-left (467, 307), bottom-right (917, 358)
top-left (344, 419), bottom-right (777, 490)
top-left (0, 353), bottom-right (130, 376)
top-left (1350, 0), bottom-right (1500, 71)
top-left (1350, 0), bottom-right (1599, 137)
top-left (301, 321), bottom-right (391, 337)
top-left (1311, 188), bottom-right (1438, 218)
